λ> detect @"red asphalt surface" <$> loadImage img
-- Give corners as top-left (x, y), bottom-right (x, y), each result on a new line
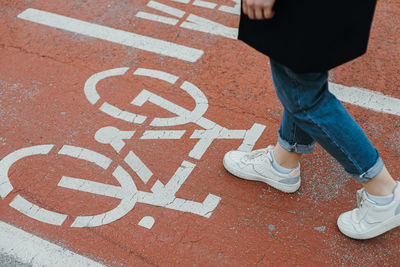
top-left (1, 0), bottom-right (399, 265)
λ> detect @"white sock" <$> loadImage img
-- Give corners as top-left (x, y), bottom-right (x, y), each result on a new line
top-left (269, 151), bottom-right (297, 174)
top-left (365, 191), bottom-right (394, 206)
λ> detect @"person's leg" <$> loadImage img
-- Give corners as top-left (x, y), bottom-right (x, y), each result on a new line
top-left (362, 166), bottom-right (396, 196)
top-left (273, 143), bottom-right (302, 169)
top-left (269, 58), bottom-right (392, 184)
top-left (223, 69), bottom-right (316, 193)
top-left (269, 58), bottom-right (398, 239)
top-left (273, 108), bottom-right (315, 169)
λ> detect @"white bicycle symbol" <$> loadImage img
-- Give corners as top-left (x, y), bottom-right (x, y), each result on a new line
top-left (0, 67), bottom-right (266, 229)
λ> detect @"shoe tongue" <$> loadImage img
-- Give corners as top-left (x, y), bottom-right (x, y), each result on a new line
top-left (248, 149), bottom-right (268, 160)
top-left (357, 190), bottom-right (373, 207)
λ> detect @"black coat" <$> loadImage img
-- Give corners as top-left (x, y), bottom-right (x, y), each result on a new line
top-left (238, 0), bottom-right (377, 73)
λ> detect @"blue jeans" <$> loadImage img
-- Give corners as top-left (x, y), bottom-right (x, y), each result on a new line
top-left (270, 59), bottom-right (383, 182)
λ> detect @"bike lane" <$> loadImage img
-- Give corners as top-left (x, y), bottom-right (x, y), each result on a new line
top-left (0, 0), bottom-right (399, 265)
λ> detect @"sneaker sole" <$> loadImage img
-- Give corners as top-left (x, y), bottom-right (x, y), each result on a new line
top-left (223, 157), bottom-right (300, 193)
top-left (337, 214), bottom-right (400, 240)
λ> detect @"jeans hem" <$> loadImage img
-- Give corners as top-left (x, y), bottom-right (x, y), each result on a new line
top-left (350, 156), bottom-right (384, 182)
top-left (278, 135), bottom-right (316, 154)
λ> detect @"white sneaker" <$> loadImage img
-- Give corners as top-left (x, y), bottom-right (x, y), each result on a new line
top-left (223, 146), bottom-right (301, 193)
top-left (337, 182), bottom-right (400, 239)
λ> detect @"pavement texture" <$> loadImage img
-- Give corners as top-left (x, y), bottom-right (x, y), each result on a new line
top-left (0, 0), bottom-right (399, 266)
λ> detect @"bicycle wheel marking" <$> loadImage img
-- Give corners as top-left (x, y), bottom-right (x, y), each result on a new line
top-left (58, 145), bottom-right (112, 170)
top-left (1, 67), bottom-right (266, 228)
top-left (0, 145), bottom-right (54, 199)
top-left (9, 195), bottom-right (68, 226)
top-left (84, 68), bottom-right (130, 105)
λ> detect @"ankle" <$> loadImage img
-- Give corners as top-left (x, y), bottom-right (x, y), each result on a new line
top-left (273, 144), bottom-right (302, 169)
top-left (363, 166), bottom-right (396, 196)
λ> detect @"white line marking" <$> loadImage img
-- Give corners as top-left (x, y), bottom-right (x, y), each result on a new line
top-left (138, 216), bottom-right (155, 229)
top-left (196, 117), bottom-right (217, 129)
top-left (189, 123), bottom-right (265, 159)
top-left (17, 8), bottom-right (203, 62)
top-left (181, 14), bottom-right (238, 39)
top-left (157, 160), bottom-right (194, 194)
top-left (100, 102), bottom-right (147, 124)
top-left (56, 161), bottom-right (221, 219)
top-left (0, 145), bottom-right (54, 199)
top-left (124, 151), bottom-right (153, 184)
top-left (0, 221), bottom-right (105, 266)
top-left (58, 176), bottom-right (124, 199)
top-left (131, 88), bottom-right (207, 127)
top-left (58, 145), bottom-right (112, 169)
top-left (169, 0), bottom-right (190, 3)
top-left (238, 123), bottom-right (266, 152)
top-left (136, 12), bottom-right (179, 25)
top-left (84, 67), bottom-right (129, 104)
top-left (9, 195), bottom-right (68, 226)
top-left (193, 0), bottom-right (218, 9)
top-left (218, 128), bottom-right (247, 138)
top-left (329, 82), bottom-right (400, 116)
top-left (139, 161), bottom-right (221, 218)
top-left (147, 1), bottom-right (185, 18)
top-left (95, 126), bottom-right (135, 153)
top-left (141, 130), bottom-right (186, 139)
top-left (134, 68), bottom-right (179, 84)
top-left (219, 0), bottom-right (241, 15)
top-left (71, 166), bottom-right (138, 227)
top-left (189, 125), bottom-right (224, 159)
top-left (163, 193), bottom-right (221, 218)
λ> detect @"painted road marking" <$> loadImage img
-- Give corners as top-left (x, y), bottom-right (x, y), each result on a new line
top-left (124, 151), bottom-right (153, 184)
top-left (131, 87), bottom-right (208, 127)
top-left (137, 1), bottom-right (238, 38)
top-left (130, 73), bottom-right (208, 126)
top-left (193, 0), bottom-right (218, 9)
top-left (17, 8), bottom-right (204, 62)
top-left (136, 10), bottom-right (179, 25)
top-left (181, 14), bottom-right (238, 38)
top-left (147, 1), bottom-right (185, 18)
top-left (9, 195), bottom-right (68, 226)
top-left (140, 130), bottom-right (186, 139)
top-left (0, 221), bottom-right (105, 267)
top-left (87, 67), bottom-right (267, 160)
top-left (329, 83), bottom-right (400, 116)
top-left (95, 126), bottom-right (135, 153)
top-left (0, 145), bottom-right (54, 198)
top-left (138, 216), bottom-right (155, 229)
top-left (1, 144), bottom-right (222, 227)
top-left (59, 176), bottom-right (124, 198)
top-left (16, 8), bottom-right (400, 115)
top-left (2, 70), bottom-right (398, 230)
top-left (99, 102), bottom-right (147, 124)
top-left (133, 68), bottom-right (179, 84)
top-left (84, 67), bottom-right (130, 105)
top-left (70, 165), bottom-right (138, 227)
top-left (174, 0), bottom-right (240, 15)
top-left (58, 145), bottom-right (112, 169)
top-left (170, 0), bottom-right (190, 3)
top-left (218, 0), bottom-right (241, 15)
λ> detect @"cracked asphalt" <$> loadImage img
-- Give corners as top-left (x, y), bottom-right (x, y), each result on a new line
top-left (1, 0), bottom-right (399, 266)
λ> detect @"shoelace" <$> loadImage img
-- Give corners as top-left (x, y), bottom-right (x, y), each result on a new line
top-left (356, 188), bottom-right (367, 208)
top-left (244, 149), bottom-right (269, 161)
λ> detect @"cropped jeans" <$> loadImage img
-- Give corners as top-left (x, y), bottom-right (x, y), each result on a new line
top-left (270, 59), bottom-right (383, 182)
